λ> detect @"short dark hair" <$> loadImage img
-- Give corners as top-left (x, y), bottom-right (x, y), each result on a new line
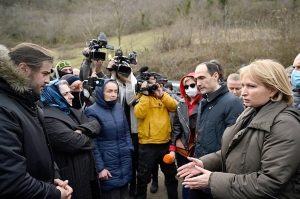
top-left (204, 62), bottom-right (220, 80)
top-left (210, 60), bottom-right (224, 81)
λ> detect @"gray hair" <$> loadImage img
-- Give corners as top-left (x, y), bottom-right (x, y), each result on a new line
top-left (227, 73), bottom-right (241, 81)
top-left (285, 65), bottom-right (294, 74)
top-left (58, 80), bottom-right (69, 87)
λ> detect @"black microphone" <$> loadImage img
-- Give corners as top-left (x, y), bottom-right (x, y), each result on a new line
top-left (139, 66), bottom-right (148, 73)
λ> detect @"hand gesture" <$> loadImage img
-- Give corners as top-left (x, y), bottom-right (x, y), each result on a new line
top-left (95, 60), bottom-right (104, 74)
top-left (99, 169), bottom-right (112, 180)
top-left (177, 157), bottom-right (204, 179)
top-left (83, 47), bottom-right (91, 60)
top-left (118, 72), bottom-right (132, 84)
top-left (75, 129), bottom-right (82, 134)
top-left (54, 179), bottom-right (73, 199)
top-left (57, 186), bottom-right (72, 199)
top-left (153, 83), bottom-right (163, 98)
top-left (182, 166), bottom-right (212, 189)
top-left (107, 60), bottom-right (117, 78)
top-left (141, 81), bottom-right (149, 95)
top-left (107, 60), bottom-right (115, 69)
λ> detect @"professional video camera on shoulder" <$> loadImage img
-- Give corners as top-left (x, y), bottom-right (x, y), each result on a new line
top-left (135, 66), bottom-right (161, 93)
top-left (106, 48), bottom-right (137, 77)
top-left (83, 32), bottom-right (114, 61)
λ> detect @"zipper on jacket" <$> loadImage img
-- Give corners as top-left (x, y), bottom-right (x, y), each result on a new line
top-left (177, 106), bottom-right (191, 149)
top-left (110, 110), bottom-right (124, 180)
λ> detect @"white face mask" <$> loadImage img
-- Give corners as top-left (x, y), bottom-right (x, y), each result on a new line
top-left (185, 86), bottom-right (198, 97)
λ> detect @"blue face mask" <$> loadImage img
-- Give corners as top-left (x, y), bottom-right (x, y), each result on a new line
top-left (291, 69), bottom-right (300, 88)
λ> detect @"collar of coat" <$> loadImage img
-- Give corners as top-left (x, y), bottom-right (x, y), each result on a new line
top-left (238, 100), bottom-right (299, 132)
top-left (203, 83), bottom-right (228, 102)
top-left (0, 45), bottom-right (31, 94)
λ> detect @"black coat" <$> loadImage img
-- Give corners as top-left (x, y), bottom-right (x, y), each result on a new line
top-left (171, 99), bottom-right (199, 148)
top-left (0, 81), bottom-right (60, 198)
top-left (194, 84), bottom-right (244, 158)
top-left (43, 106), bottom-right (101, 199)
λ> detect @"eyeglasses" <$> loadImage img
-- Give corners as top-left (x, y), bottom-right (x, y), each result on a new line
top-left (184, 83), bottom-right (196, 90)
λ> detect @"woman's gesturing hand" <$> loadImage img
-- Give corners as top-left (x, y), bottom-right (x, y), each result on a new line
top-left (177, 157), bottom-right (204, 179)
top-left (182, 166), bottom-right (211, 189)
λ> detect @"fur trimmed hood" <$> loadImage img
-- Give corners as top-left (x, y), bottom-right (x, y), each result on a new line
top-left (0, 44), bottom-right (30, 93)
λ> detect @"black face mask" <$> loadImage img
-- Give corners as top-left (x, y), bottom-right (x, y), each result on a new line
top-left (105, 99), bottom-right (117, 107)
top-left (71, 91), bottom-right (85, 109)
top-left (58, 70), bottom-right (72, 78)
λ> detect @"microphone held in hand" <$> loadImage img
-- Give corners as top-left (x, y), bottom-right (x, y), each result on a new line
top-left (163, 154), bottom-right (175, 164)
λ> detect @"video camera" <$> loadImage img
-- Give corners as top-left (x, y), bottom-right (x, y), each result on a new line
top-left (83, 32), bottom-right (114, 61)
top-left (106, 48), bottom-right (137, 77)
top-left (86, 77), bottom-right (105, 88)
top-left (135, 66), bottom-right (166, 93)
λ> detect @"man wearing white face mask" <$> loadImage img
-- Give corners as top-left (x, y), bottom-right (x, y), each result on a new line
top-left (291, 53), bottom-right (300, 110)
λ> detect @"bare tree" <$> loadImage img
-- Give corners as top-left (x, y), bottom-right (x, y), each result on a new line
top-left (109, 0), bottom-right (136, 46)
top-left (218, 0), bottom-right (228, 27)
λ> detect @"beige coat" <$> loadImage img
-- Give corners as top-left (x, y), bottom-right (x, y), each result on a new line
top-left (201, 100), bottom-right (300, 199)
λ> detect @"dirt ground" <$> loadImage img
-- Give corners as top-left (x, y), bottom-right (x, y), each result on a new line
top-left (147, 169), bottom-right (183, 199)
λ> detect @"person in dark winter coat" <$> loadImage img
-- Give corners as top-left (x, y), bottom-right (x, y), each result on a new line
top-left (193, 62), bottom-right (244, 159)
top-left (187, 62), bottom-right (244, 199)
top-left (0, 43), bottom-right (72, 199)
top-left (85, 79), bottom-right (133, 199)
top-left (41, 79), bottom-right (101, 199)
top-left (168, 72), bottom-right (202, 199)
top-left (178, 59), bottom-right (300, 199)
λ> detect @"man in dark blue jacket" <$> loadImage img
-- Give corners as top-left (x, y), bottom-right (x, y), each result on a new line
top-left (190, 61), bottom-right (244, 199)
top-left (0, 43), bottom-right (72, 199)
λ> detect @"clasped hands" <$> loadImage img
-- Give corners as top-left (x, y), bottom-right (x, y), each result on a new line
top-left (177, 157), bottom-right (212, 190)
top-left (54, 179), bottom-right (73, 199)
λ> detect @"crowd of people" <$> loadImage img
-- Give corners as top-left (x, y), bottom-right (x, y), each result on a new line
top-left (0, 42), bottom-right (300, 199)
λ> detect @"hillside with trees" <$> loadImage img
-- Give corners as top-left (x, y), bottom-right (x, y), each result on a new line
top-left (1, 0), bottom-right (300, 79)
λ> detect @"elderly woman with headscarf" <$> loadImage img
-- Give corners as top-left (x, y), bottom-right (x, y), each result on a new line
top-left (85, 79), bottom-right (133, 199)
top-left (41, 79), bottom-right (101, 199)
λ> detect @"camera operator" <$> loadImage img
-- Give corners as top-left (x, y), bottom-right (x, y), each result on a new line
top-left (79, 47), bottom-right (107, 81)
top-left (164, 81), bottom-right (182, 101)
top-left (134, 75), bottom-right (179, 199)
top-left (107, 59), bottom-right (139, 197)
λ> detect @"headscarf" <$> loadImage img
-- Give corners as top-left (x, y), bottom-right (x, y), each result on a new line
top-left (95, 79), bottom-right (119, 108)
top-left (61, 74), bottom-right (84, 109)
top-left (40, 79), bottom-right (71, 114)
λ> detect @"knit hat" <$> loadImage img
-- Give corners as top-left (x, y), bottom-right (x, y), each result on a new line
top-left (61, 74), bottom-right (80, 85)
top-left (56, 60), bottom-right (72, 71)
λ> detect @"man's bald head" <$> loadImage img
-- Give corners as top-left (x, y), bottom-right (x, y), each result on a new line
top-left (293, 53), bottom-right (300, 71)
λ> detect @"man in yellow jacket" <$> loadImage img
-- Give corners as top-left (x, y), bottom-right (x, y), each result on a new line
top-left (134, 78), bottom-right (178, 199)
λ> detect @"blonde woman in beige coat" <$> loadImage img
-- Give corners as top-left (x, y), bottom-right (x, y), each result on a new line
top-left (178, 59), bottom-right (300, 199)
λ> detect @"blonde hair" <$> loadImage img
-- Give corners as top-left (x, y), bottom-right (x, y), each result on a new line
top-left (239, 59), bottom-right (293, 106)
